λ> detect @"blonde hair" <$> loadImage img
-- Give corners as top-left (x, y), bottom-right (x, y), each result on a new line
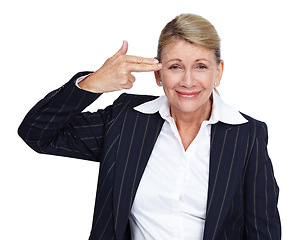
top-left (157, 13), bottom-right (221, 63)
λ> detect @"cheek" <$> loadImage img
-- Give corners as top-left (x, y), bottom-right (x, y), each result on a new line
top-left (204, 70), bottom-right (218, 82)
top-left (160, 71), bottom-right (180, 88)
top-left (194, 72), bottom-right (216, 88)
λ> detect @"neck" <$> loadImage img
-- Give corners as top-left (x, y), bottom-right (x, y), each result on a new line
top-left (171, 100), bottom-right (212, 131)
top-left (170, 101), bottom-right (212, 151)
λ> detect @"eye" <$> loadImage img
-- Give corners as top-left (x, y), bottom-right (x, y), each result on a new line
top-left (169, 64), bottom-right (182, 71)
top-left (196, 64), bottom-right (207, 70)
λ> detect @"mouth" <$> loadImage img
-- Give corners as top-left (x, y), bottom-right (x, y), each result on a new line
top-left (176, 91), bottom-right (201, 98)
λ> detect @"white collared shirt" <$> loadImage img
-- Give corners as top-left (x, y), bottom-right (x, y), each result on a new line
top-left (129, 91), bottom-right (247, 240)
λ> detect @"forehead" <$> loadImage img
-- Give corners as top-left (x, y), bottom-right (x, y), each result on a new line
top-left (161, 39), bottom-right (215, 62)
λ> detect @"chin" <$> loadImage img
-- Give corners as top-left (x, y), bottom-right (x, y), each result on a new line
top-left (171, 102), bottom-right (205, 114)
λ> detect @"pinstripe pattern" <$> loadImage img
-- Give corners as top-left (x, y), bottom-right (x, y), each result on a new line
top-left (18, 72), bottom-right (280, 240)
top-left (212, 126), bottom-right (240, 238)
top-left (114, 110), bottom-right (138, 231)
top-left (253, 139), bottom-right (260, 240)
top-left (203, 118), bottom-right (280, 239)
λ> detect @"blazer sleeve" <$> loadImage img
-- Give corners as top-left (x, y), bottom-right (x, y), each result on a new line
top-left (18, 72), bottom-right (111, 162)
top-left (244, 121), bottom-right (281, 239)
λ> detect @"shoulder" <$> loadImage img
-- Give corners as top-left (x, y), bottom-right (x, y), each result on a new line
top-left (239, 112), bottom-right (269, 145)
top-left (99, 93), bottom-right (159, 119)
top-left (240, 112), bottom-right (268, 131)
top-left (114, 93), bottom-right (159, 108)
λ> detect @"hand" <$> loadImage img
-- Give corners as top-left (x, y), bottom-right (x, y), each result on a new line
top-left (79, 41), bottom-right (162, 93)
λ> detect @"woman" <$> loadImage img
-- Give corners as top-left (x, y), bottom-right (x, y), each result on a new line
top-left (18, 14), bottom-right (281, 239)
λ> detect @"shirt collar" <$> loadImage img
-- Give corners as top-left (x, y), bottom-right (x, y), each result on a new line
top-left (133, 91), bottom-right (248, 125)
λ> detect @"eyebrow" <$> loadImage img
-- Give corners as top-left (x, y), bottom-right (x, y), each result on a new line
top-left (196, 58), bottom-right (210, 62)
top-left (166, 58), bottom-right (211, 63)
top-left (166, 58), bottom-right (182, 63)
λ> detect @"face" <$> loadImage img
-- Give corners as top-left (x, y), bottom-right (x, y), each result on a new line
top-left (155, 39), bottom-right (224, 117)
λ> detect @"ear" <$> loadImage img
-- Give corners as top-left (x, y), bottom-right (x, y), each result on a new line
top-left (154, 70), bottom-right (162, 87)
top-left (214, 60), bottom-right (224, 87)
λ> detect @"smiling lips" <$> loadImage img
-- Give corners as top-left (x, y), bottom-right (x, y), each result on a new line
top-left (176, 91), bottom-right (201, 98)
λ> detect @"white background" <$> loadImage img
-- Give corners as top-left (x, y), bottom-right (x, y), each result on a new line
top-left (1, 0), bottom-right (307, 239)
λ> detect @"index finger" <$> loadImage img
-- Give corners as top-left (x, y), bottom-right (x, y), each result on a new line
top-left (128, 62), bottom-right (162, 73)
top-left (125, 55), bottom-right (159, 65)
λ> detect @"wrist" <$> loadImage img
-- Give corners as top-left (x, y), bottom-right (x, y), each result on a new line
top-left (78, 74), bottom-right (102, 93)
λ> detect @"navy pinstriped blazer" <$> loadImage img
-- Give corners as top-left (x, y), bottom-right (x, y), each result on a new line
top-left (18, 72), bottom-right (281, 240)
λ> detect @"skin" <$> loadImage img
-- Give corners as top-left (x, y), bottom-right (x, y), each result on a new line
top-left (80, 39), bottom-right (224, 150)
top-left (79, 41), bottom-right (162, 93)
top-left (155, 40), bottom-right (224, 150)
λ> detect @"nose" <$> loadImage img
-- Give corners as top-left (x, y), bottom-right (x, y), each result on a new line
top-left (180, 69), bottom-right (195, 88)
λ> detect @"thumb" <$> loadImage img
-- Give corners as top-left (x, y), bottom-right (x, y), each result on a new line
top-left (117, 40), bottom-right (128, 55)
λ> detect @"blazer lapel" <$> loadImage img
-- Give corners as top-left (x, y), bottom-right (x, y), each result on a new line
top-left (203, 122), bottom-right (247, 239)
top-left (112, 109), bottom-right (248, 239)
top-left (113, 110), bottom-right (164, 240)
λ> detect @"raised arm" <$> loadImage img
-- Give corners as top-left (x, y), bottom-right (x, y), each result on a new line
top-left (79, 40), bottom-right (162, 93)
top-left (18, 41), bottom-right (162, 161)
top-left (18, 72), bottom-right (104, 161)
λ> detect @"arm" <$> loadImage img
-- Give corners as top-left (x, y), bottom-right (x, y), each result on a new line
top-left (244, 122), bottom-right (281, 239)
top-left (18, 72), bottom-right (104, 161)
top-left (18, 41), bottom-right (162, 161)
